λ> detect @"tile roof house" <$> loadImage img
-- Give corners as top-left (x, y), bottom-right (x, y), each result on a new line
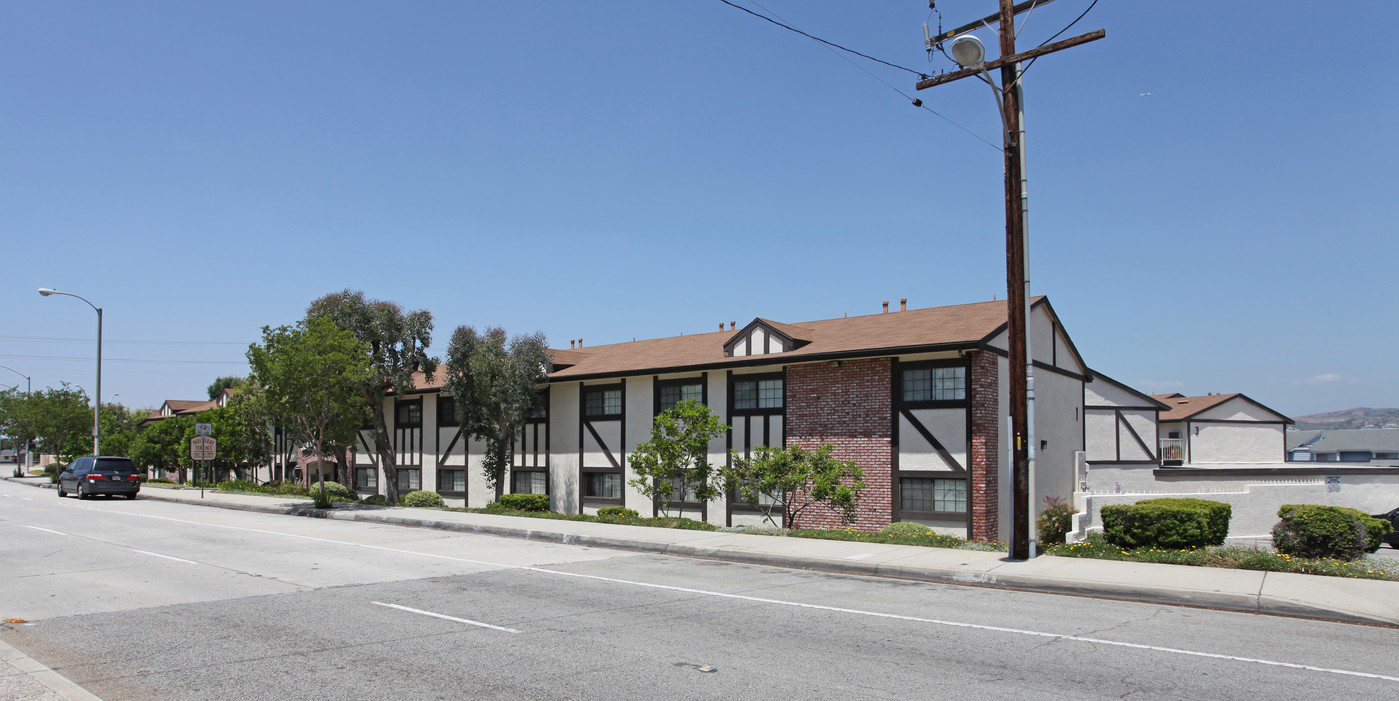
top-left (141, 389), bottom-right (235, 424)
top-left (1287, 428), bottom-right (1399, 464)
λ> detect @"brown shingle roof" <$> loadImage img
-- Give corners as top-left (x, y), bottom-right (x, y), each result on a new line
top-left (1152, 393), bottom-right (1240, 421)
top-left (547, 298), bottom-right (1027, 380)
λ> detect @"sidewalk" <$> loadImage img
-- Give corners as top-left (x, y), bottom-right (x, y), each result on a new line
top-left (9, 476), bottom-right (1399, 627)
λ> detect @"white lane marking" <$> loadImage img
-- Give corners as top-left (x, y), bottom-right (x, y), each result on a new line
top-left (132, 549), bottom-right (199, 565)
top-left (23, 525), bottom-right (66, 536)
top-left (97, 507), bottom-right (1399, 683)
top-left (372, 601), bottom-right (519, 633)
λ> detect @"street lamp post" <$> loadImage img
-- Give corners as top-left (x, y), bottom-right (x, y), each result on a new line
top-left (37, 288), bottom-right (103, 457)
top-left (0, 364), bottom-right (32, 472)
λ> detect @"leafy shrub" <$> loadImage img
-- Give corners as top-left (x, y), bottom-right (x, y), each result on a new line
top-left (43, 463), bottom-right (62, 483)
top-left (1272, 504), bottom-right (1389, 560)
top-left (361, 494), bottom-right (388, 506)
top-left (597, 506), bottom-right (639, 519)
top-left (400, 490), bottom-right (445, 508)
top-left (1100, 498), bottom-right (1230, 549)
top-left (145, 477), bottom-right (176, 484)
top-left (310, 490), bottom-right (333, 509)
top-left (308, 481), bottom-right (357, 500)
top-left (879, 521), bottom-right (933, 538)
top-left (1037, 497), bottom-right (1077, 546)
top-left (498, 493), bottom-right (550, 512)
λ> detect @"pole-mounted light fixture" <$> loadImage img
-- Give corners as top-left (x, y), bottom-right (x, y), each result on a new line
top-left (949, 34), bottom-right (986, 67)
top-left (38, 288), bottom-right (103, 457)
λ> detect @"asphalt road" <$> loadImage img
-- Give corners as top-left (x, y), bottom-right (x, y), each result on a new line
top-left (3, 482), bottom-right (1397, 700)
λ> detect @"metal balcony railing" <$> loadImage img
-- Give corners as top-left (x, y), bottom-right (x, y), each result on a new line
top-left (1159, 438), bottom-right (1184, 466)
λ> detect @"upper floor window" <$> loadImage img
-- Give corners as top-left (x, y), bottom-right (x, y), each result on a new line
top-left (527, 390), bottom-right (549, 420)
top-left (395, 399), bottom-right (422, 427)
top-left (658, 379), bottom-right (704, 413)
top-left (437, 396), bottom-right (459, 427)
top-left (584, 386), bottom-right (623, 420)
top-left (901, 365), bottom-right (965, 403)
top-left (734, 377), bottom-right (783, 411)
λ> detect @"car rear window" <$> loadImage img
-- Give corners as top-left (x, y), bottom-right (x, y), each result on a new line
top-left (95, 458), bottom-right (137, 473)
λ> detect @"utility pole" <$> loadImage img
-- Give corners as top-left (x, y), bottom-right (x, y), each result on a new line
top-left (916, 1), bottom-right (1103, 560)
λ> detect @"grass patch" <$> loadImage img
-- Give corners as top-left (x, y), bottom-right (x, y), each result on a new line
top-left (462, 505), bottom-right (718, 531)
top-left (786, 527), bottom-right (1005, 552)
top-left (1047, 533), bottom-right (1399, 581)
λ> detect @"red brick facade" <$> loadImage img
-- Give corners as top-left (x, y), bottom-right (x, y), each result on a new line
top-left (785, 358), bottom-right (892, 532)
top-left (968, 349), bottom-right (1000, 541)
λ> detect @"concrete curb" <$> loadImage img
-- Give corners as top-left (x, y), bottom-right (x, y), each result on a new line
top-left (0, 638), bottom-right (101, 701)
top-left (7, 477), bottom-right (1397, 627)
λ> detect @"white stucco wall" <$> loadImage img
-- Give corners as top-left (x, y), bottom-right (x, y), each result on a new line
top-left (1075, 461), bottom-right (1399, 541)
top-left (1190, 422), bottom-right (1285, 464)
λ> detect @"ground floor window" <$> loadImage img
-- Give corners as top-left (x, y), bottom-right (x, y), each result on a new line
top-left (729, 483), bottom-right (781, 506)
top-left (438, 469), bottom-right (466, 493)
top-left (512, 470), bottom-right (547, 495)
top-left (355, 467), bottom-right (378, 489)
top-left (899, 477), bottom-right (966, 513)
top-left (583, 471), bottom-right (622, 500)
top-left (396, 468), bottom-right (421, 493)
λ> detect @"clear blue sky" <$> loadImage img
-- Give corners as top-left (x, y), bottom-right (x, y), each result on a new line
top-left (2, 1), bottom-right (1394, 418)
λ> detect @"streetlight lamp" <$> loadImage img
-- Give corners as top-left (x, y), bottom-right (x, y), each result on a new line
top-left (37, 288), bottom-right (103, 457)
top-left (0, 364), bottom-right (33, 472)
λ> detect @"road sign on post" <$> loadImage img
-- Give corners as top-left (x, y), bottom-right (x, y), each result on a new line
top-left (195, 423), bottom-right (213, 436)
top-left (191, 436), bottom-right (217, 461)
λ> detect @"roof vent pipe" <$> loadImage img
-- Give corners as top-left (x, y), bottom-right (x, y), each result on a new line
top-left (900, 298), bottom-right (907, 312)
top-left (730, 321), bottom-right (736, 330)
top-left (570, 340), bottom-right (575, 349)
top-left (882, 301), bottom-right (889, 314)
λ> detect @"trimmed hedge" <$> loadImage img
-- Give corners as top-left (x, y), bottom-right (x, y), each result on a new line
top-left (400, 490), bottom-right (446, 508)
top-left (1100, 498), bottom-right (1231, 549)
top-left (360, 494), bottom-right (388, 506)
top-left (308, 481), bottom-right (357, 500)
top-left (497, 493), bottom-right (550, 512)
top-left (1272, 504), bottom-right (1391, 561)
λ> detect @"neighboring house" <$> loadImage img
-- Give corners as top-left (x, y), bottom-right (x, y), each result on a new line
top-left (1287, 428), bottom-right (1399, 465)
top-left (297, 297), bottom-right (1095, 542)
top-left (141, 389), bottom-right (235, 425)
top-left (1083, 372), bottom-right (1170, 468)
top-left (1150, 393), bottom-right (1292, 465)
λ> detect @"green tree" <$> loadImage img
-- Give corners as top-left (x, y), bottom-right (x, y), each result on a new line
top-left (207, 375), bottom-right (244, 401)
top-left (95, 403), bottom-right (146, 458)
top-left (130, 414), bottom-right (192, 481)
top-left (306, 290), bottom-right (437, 503)
top-left (0, 388), bottom-right (35, 470)
top-left (628, 400), bottom-right (730, 517)
top-left (247, 316), bottom-right (372, 504)
top-left (181, 402), bottom-right (270, 482)
top-left (442, 326), bottom-right (550, 498)
top-left (722, 444), bottom-right (866, 529)
top-left (8, 385), bottom-right (94, 465)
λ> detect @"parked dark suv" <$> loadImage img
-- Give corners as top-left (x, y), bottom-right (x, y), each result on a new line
top-left (58, 456), bottom-right (141, 500)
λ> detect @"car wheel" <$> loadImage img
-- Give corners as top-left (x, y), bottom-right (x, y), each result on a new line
top-left (126, 493), bottom-right (137, 500)
top-left (57, 484), bottom-right (67, 498)
top-left (76, 483), bottom-right (87, 500)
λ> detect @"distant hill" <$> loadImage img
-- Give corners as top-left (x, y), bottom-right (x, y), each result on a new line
top-left (1292, 407), bottom-right (1399, 431)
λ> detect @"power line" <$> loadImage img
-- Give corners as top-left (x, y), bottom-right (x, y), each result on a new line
top-left (0, 353), bottom-right (245, 366)
top-left (0, 335), bottom-right (249, 346)
top-left (723, 0), bottom-right (1001, 151)
top-left (717, 0), bottom-right (926, 78)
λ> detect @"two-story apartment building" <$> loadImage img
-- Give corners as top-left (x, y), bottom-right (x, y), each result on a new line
top-left (323, 297), bottom-right (1092, 542)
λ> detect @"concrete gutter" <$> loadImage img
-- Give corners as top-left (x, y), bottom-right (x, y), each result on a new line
top-left (9, 477), bottom-right (1399, 627)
